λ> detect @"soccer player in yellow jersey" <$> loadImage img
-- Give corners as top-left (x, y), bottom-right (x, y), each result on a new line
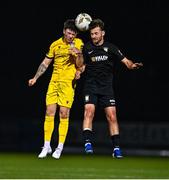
top-left (28, 19), bottom-right (84, 159)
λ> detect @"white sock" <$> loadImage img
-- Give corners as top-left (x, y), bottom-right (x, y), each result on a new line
top-left (44, 141), bottom-right (50, 148)
top-left (57, 143), bottom-right (64, 150)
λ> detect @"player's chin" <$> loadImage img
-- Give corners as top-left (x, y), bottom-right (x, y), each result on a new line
top-left (92, 39), bottom-right (97, 42)
top-left (67, 39), bottom-right (73, 44)
top-left (92, 40), bottom-right (100, 45)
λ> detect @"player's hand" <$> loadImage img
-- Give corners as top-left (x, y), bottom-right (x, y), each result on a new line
top-left (131, 62), bottom-right (143, 69)
top-left (28, 78), bottom-right (37, 86)
top-left (69, 47), bottom-right (81, 57)
top-left (75, 70), bottom-right (81, 80)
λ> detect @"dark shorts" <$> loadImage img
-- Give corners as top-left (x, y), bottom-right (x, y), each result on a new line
top-left (84, 93), bottom-right (116, 108)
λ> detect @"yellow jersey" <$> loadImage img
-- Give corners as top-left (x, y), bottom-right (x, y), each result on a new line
top-left (46, 37), bottom-right (84, 82)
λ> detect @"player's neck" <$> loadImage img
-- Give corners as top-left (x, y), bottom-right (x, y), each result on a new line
top-left (93, 39), bottom-right (104, 46)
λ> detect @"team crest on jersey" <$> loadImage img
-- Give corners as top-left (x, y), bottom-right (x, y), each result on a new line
top-left (103, 47), bottom-right (108, 52)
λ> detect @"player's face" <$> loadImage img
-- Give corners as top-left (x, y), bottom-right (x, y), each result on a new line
top-left (90, 27), bottom-right (105, 46)
top-left (63, 29), bottom-right (77, 44)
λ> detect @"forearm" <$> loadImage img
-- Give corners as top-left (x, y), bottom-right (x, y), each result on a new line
top-left (121, 57), bottom-right (134, 69)
top-left (77, 65), bottom-right (85, 73)
top-left (121, 57), bottom-right (143, 70)
top-left (69, 47), bottom-right (84, 68)
top-left (34, 62), bottom-right (48, 80)
top-left (75, 53), bottom-right (84, 68)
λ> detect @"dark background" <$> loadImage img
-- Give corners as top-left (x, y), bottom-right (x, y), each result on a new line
top-left (0, 0), bottom-right (169, 152)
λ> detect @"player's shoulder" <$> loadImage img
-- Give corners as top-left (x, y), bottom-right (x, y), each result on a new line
top-left (83, 41), bottom-right (92, 49)
top-left (50, 37), bottom-right (63, 47)
top-left (74, 37), bottom-right (84, 45)
top-left (104, 41), bottom-right (119, 49)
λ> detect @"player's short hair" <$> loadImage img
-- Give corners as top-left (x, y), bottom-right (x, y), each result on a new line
top-left (89, 19), bottom-right (105, 31)
top-left (63, 19), bottom-right (78, 33)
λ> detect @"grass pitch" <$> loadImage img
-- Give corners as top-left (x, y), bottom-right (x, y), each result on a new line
top-left (0, 153), bottom-right (169, 179)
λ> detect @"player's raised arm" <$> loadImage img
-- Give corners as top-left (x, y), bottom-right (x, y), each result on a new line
top-left (76, 51), bottom-right (84, 68)
top-left (121, 57), bottom-right (143, 70)
top-left (28, 57), bottom-right (53, 86)
top-left (69, 47), bottom-right (84, 68)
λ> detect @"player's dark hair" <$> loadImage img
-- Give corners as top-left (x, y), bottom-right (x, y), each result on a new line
top-left (89, 19), bottom-right (104, 31)
top-left (63, 19), bottom-right (78, 33)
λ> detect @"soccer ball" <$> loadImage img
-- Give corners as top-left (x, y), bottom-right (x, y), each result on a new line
top-left (75, 13), bottom-right (92, 32)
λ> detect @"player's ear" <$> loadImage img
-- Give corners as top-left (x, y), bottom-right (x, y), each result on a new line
top-left (63, 29), bottom-right (66, 35)
top-left (102, 30), bottom-right (105, 36)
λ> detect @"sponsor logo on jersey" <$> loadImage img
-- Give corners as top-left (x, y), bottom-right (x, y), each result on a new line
top-left (91, 55), bottom-right (108, 62)
top-left (91, 57), bottom-right (95, 62)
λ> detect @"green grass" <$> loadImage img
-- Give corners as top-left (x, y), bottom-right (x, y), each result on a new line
top-left (0, 153), bottom-right (169, 179)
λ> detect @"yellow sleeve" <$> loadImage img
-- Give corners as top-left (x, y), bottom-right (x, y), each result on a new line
top-left (46, 41), bottom-right (56, 59)
top-left (75, 38), bottom-right (84, 51)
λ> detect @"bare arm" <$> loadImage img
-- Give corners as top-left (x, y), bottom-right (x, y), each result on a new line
top-left (121, 57), bottom-right (143, 70)
top-left (75, 53), bottom-right (84, 68)
top-left (77, 65), bottom-right (86, 73)
top-left (69, 47), bottom-right (84, 68)
top-left (75, 65), bottom-right (86, 80)
top-left (28, 57), bottom-right (53, 86)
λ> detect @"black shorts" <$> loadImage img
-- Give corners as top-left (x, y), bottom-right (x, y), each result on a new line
top-left (84, 93), bottom-right (116, 108)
